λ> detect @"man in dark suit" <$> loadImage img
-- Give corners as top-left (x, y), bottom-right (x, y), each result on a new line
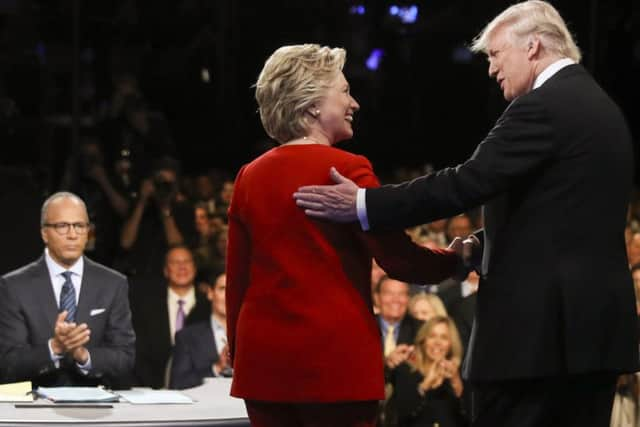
top-left (169, 271), bottom-right (231, 390)
top-left (0, 192), bottom-right (135, 388)
top-left (293, 1), bottom-right (638, 426)
top-left (374, 275), bottom-right (422, 427)
top-left (131, 244), bottom-right (210, 389)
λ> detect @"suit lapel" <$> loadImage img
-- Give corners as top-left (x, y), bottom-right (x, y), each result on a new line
top-left (33, 257), bottom-right (61, 332)
top-left (76, 257), bottom-right (98, 324)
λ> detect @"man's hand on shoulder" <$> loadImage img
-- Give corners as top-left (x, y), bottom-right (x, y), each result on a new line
top-left (293, 167), bottom-right (360, 222)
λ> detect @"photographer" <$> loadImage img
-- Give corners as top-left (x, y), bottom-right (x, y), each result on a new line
top-left (62, 136), bottom-right (131, 266)
top-left (118, 156), bottom-right (197, 278)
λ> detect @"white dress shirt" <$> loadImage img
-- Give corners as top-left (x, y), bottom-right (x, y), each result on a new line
top-left (211, 316), bottom-right (227, 358)
top-left (356, 58), bottom-right (576, 231)
top-left (167, 286), bottom-right (196, 344)
top-left (44, 249), bottom-right (91, 372)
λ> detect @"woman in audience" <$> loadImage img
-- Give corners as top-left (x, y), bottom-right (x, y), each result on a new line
top-left (394, 316), bottom-right (467, 427)
top-left (226, 44), bottom-right (473, 427)
top-left (409, 292), bottom-right (448, 322)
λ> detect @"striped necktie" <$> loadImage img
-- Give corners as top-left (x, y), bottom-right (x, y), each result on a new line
top-left (60, 271), bottom-right (77, 322)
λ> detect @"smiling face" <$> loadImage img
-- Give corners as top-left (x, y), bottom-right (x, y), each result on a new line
top-left (487, 24), bottom-right (536, 101)
top-left (315, 71), bottom-right (360, 144)
top-left (164, 247), bottom-right (196, 289)
top-left (41, 197), bottom-right (89, 268)
top-left (423, 321), bottom-right (452, 362)
top-left (378, 278), bottom-right (409, 324)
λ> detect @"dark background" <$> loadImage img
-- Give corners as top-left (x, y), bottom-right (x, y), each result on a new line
top-left (0, 0), bottom-right (637, 182)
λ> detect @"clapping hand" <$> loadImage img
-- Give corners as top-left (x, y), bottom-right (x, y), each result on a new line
top-left (51, 311), bottom-right (91, 363)
top-left (385, 344), bottom-right (415, 369)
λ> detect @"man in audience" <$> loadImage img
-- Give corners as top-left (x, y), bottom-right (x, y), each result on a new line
top-left (374, 275), bottom-right (422, 427)
top-left (0, 192), bottom-right (135, 388)
top-left (117, 156), bottom-right (197, 277)
top-left (131, 244), bottom-right (210, 388)
top-left (170, 270), bottom-right (231, 389)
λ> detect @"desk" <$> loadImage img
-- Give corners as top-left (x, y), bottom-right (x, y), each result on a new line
top-left (0, 378), bottom-right (249, 427)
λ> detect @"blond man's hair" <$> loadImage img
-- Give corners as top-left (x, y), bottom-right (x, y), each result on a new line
top-left (470, 0), bottom-right (581, 62)
top-left (255, 44), bottom-right (346, 143)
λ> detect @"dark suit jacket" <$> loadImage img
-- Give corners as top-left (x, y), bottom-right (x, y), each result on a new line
top-left (366, 64), bottom-right (639, 382)
top-left (436, 279), bottom-right (476, 352)
top-left (0, 256), bottom-right (135, 388)
top-left (379, 313), bottom-right (423, 384)
top-left (169, 320), bottom-right (220, 390)
top-left (130, 280), bottom-right (210, 389)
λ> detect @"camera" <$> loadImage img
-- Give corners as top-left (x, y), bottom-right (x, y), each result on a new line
top-left (153, 176), bottom-right (177, 202)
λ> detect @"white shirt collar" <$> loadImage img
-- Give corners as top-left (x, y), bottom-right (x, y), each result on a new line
top-left (533, 58), bottom-right (576, 90)
top-left (44, 248), bottom-right (84, 278)
top-left (168, 285), bottom-right (196, 306)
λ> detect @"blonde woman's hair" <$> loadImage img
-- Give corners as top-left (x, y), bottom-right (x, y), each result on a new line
top-left (409, 292), bottom-right (448, 320)
top-left (254, 44), bottom-right (346, 143)
top-left (410, 316), bottom-right (463, 375)
top-left (470, 0), bottom-right (581, 62)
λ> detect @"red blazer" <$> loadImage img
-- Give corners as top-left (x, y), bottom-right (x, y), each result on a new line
top-left (226, 144), bottom-right (459, 402)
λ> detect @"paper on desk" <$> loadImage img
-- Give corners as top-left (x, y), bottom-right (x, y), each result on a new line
top-left (117, 389), bottom-right (194, 404)
top-left (35, 387), bottom-right (120, 403)
top-left (0, 381), bottom-right (33, 402)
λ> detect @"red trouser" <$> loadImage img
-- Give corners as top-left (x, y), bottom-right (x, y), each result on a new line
top-left (245, 400), bottom-right (378, 427)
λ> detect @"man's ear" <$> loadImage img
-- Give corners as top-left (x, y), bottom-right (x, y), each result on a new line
top-left (527, 37), bottom-right (541, 60)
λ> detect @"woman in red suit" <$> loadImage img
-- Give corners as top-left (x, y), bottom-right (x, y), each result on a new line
top-left (226, 44), bottom-right (468, 427)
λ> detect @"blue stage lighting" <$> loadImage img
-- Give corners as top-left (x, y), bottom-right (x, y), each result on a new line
top-left (349, 4), bottom-right (366, 15)
top-left (366, 49), bottom-right (384, 71)
top-left (388, 4), bottom-right (418, 24)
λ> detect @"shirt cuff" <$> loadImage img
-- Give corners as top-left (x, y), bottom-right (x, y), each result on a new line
top-left (48, 339), bottom-right (64, 368)
top-left (356, 188), bottom-right (370, 231)
top-left (76, 352), bottom-right (92, 375)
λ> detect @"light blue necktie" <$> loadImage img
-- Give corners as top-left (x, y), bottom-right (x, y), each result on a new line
top-left (60, 271), bottom-right (77, 322)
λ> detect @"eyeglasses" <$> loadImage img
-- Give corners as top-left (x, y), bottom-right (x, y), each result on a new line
top-left (43, 222), bottom-right (91, 235)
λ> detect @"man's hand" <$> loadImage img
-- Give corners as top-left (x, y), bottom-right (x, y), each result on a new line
top-left (213, 344), bottom-right (232, 376)
top-left (448, 235), bottom-right (482, 280)
top-left (51, 311), bottom-right (72, 355)
top-left (139, 179), bottom-right (155, 203)
top-left (461, 234), bottom-right (482, 270)
top-left (293, 167), bottom-right (360, 222)
top-left (385, 344), bottom-right (414, 369)
top-left (51, 311), bottom-right (91, 357)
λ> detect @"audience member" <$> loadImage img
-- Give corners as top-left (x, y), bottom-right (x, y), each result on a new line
top-left (409, 292), bottom-right (448, 322)
top-left (117, 157), bottom-right (197, 277)
top-left (130, 245), bottom-right (210, 388)
top-left (375, 275), bottom-right (423, 427)
top-left (170, 271), bottom-right (231, 389)
top-left (0, 192), bottom-right (135, 388)
top-left (63, 136), bottom-right (131, 266)
top-left (394, 316), bottom-right (467, 427)
top-left (627, 233), bottom-right (640, 267)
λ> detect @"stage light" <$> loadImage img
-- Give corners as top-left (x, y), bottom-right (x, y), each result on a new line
top-left (388, 4), bottom-right (418, 24)
top-left (365, 49), bottom-right (384, 71)
top-left (349, 4), bottom-right (366, 15)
